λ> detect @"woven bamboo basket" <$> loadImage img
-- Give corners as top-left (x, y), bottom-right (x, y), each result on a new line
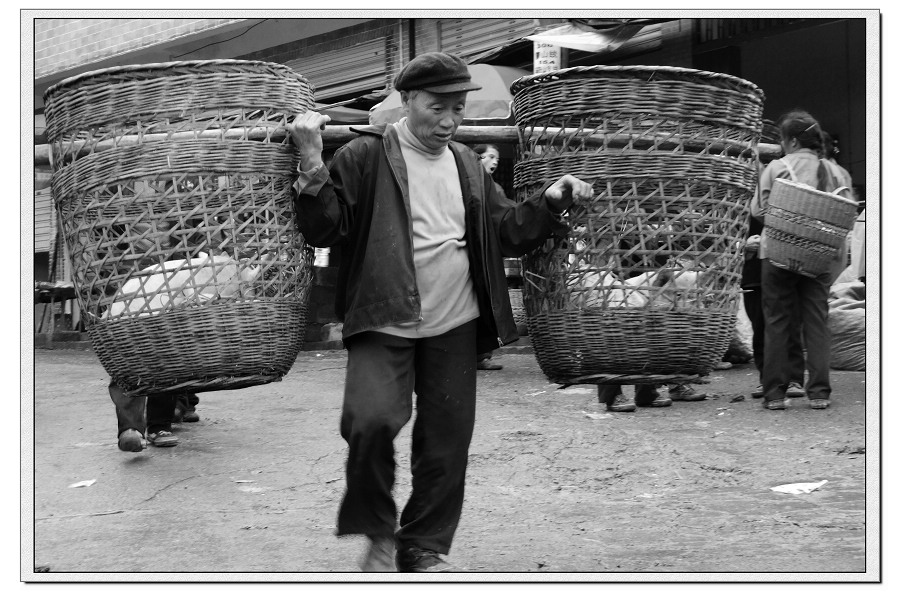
top-left (511, 65), bottom-right (765, 385)
top-left (765, 178), bottom-right (858, 277)
top-left (44, 60), bottom-right (315, 395)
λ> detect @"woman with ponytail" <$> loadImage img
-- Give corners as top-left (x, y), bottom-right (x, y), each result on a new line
top-left (750, 109), bottom-right (852, 411)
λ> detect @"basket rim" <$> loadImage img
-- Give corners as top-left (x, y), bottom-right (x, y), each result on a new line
top-left (771, 178), bottom-right (859, 207)
top-left (509, 64), bottom-right (765, 98)
top-left (44, 59), bottom-right (309, 101)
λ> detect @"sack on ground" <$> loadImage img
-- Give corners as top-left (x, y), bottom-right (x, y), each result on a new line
top-left (828, 281), bottom-right (865, 371)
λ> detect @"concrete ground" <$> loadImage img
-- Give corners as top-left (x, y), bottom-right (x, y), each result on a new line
top-left (25, 341), bottom-right (876, 583)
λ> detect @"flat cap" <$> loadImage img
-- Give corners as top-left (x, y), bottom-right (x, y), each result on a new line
top-left (394, 52), bottom-right (483, 94)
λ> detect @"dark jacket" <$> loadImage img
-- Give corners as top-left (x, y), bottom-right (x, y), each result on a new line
top-left (294, 123), bottom-right (568, 354)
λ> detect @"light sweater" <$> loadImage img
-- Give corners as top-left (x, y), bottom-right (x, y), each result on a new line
top-left (375, 118), bottom-right (479, 338)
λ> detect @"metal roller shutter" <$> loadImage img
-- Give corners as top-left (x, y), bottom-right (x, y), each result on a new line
top-left (439, 18), bottom-right (537, 59)
top-left (34, 188), bottom-right (53, 253)
top-left (287, 37), bottom-right (394, 100)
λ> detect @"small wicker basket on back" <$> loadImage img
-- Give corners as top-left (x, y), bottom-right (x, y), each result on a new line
top-left (44, 60), bottom-right (315, 395)
top-left (511, 65), bottom-right (765, 385)
top-left (765, 178), bottom-right (858, 278)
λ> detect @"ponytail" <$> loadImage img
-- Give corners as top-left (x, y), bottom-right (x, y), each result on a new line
top-left (816, 161), bottom-right (832, 192)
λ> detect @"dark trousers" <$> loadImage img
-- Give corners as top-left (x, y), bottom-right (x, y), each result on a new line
top-left (761, 260), bottom-right (832, 401)
top-left (744, 287), bottom-right (805, 384)
top-left (108, 381), bottom-right (177, 436)
top-left (597, 384), bottom-right (658, 404)
top-left (337, 320), bottom-right (478, 555)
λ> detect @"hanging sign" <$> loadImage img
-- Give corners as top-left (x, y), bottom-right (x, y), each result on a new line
top-left (533, 41), bottom-right (561, 74)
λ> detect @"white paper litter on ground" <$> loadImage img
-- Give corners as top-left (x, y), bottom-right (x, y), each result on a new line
top-left (770, 480), bottom-right (828, 494)
top-left (582, 411), bottom-right (612, 420)
top-left (68, 479), bottom-right (96, 488)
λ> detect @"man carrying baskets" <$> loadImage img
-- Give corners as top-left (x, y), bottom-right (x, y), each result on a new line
top-left (750, 109), bottom-right (854, 411)
top-left (289, 52), bottom-right (593, 572)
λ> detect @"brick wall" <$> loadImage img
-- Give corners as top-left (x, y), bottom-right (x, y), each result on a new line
top-left (34, 18), bottom-right (245, 79)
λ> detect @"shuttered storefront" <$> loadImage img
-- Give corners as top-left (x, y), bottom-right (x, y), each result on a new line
top-left (285, 22), bottom-right (404, 102)
top-left (34, 188), bottom-right (53, 253)
top-left (438, 18), bottom-right (537, 59)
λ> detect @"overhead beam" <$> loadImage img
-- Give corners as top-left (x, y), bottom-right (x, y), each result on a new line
top-left (34, 125), bottom-right (782, 166)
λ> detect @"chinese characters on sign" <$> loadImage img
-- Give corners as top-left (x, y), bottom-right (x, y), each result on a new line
top-left (533, 42), bottom-right (561, 74)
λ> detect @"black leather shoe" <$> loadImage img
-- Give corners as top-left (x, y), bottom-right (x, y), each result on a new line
top-left (396, 546), bottom-right (453, 573)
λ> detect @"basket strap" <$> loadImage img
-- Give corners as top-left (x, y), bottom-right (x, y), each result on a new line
top-left (782, 158), bottom-right (798, 182)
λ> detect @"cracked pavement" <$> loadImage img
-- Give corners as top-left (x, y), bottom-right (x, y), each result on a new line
top-left (27, 346), bottom-right (872, 581)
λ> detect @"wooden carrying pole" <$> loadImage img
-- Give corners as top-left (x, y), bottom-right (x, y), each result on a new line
top-left (34, 125), bottom-right (782, 166)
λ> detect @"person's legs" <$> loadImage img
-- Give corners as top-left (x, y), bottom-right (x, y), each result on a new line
top-left (397, 320), bottom-right (478, 555)
top-left (786, 302), bottom-right (807, 396)
top-left (337, 331), bottom-right (416, 539)
top-left (147, 394), bottom-right (177, 433)
top-left (743, 287), bottom-right (765, 377)
top-left (174, 392), bottom-right (200, 422)
top-left (109, 381), bottom-right (146, 452)
top-left (598, 384), bottom-right (635, 411)
top-left (109, 381), bottom-right (146, 437)
top-left (147, 394), bottom-right (179, 446)
top-left (761, 260), bottom-right (798, 407)
top-left (635, 384), bottom-right (670, 407)
top-left (799, 272), bottom-right (833, 403)
top-left (597, 384), bottom-right (622, 405)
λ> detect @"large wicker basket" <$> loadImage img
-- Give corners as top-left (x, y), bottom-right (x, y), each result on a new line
top-left (765, 178), bottom-right (858, 277)
top-left (44, 60), bottom-right (315, 395)
top-left (511, 65), bottom-right (765, 385)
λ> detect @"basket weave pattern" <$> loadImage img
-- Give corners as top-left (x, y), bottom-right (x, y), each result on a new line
top-left (512, 66), bottom-right (764, 384)
top-left (45, 60), bottom-right (315, 395)
top-left (764, 178), bottom-right (858, 277)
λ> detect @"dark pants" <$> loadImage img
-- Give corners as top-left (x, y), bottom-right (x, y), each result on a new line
top-left (761, 260), bottom-right (832, 401)
top-left (337, 320), bottom-right (478, 555)
top-left (744, 287), bottom-right (805, 384)
top-left (109, 381), bottom-right (177, 436)
top-left (597, 384), bottom-right (659, 404)
top-left (177, 393), bottom-right (200, 411)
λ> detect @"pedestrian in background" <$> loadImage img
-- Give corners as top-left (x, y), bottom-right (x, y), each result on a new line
top-left (751, 109), bottom-right (851, 410)
top-left (471, 143), bottom-right (506, 371)
top-left (290, 52), bottom-right (593, 572)
top-left (742, 215), bottom-right (806, 401)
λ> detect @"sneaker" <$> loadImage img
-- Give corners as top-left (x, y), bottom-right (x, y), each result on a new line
top-left (396, 546), bottom-right (453, 573)
top-left (763, 398), bottom-right (787, 410)
top-left (117, 429), bottom-right (146, 452)
top-left (668, 384), bottom-right (707, 402)
top-left (635, 389), bottom-right (671, 407)
top-left (636, 396), bottom-right (672, 407)
top-left (751, 384), bottom-right (764, 399)
top-left (606, 394), bottom-right (636, 412)
top-left (360, 535), bottom-right (396, 572)
top-left (809, 398), bottom-right (831, 409)
top-left (147, 430), bottom-right (179, 447)
top-left (476, 358), bottom-right (502, 370)
top-left (786, 382), bottom-right (806, 398)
